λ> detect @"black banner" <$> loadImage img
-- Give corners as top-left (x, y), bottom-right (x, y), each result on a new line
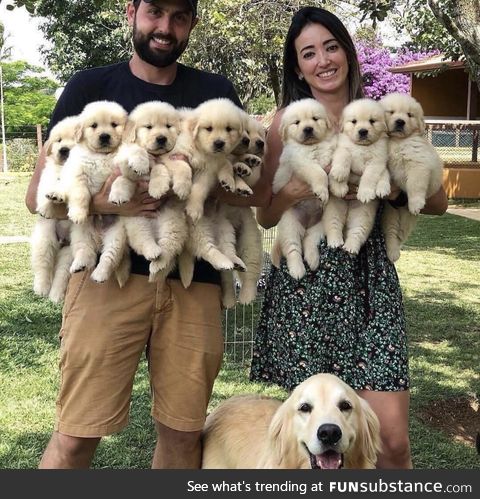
top-left (0, 470), bottom-right (478, 499)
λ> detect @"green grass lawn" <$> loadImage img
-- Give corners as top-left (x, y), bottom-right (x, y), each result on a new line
top-left (0, 174), bottom-right (478, 469)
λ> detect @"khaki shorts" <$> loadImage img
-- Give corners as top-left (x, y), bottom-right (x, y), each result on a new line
top-left (55, 271), bottom-right (224, 437)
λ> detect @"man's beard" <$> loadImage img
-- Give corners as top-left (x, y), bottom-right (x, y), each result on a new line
top-left (133, 25), bottom-right (189, 68)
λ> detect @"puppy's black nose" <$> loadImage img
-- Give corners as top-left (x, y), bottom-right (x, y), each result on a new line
top-left (358, 128), bottom-right (369, 138)
top-left (214, 139), bottom-right (225, 150)
top-left (242, 137), bottom-right (250, 147)
top-left (303, 126), bottom-right (314, 136)
top-left (395, 119), bottom-right (406, 129)
top-left (256, 139), bottom-right (265, 151)
top-left (99, 133), bottom-right (111, 144)
top-left (317, 424), bottom-right (342, 446)
top-left (59, 147), bottom-right (70, 159)
top-left (156, 135), bottom-right (167, 146)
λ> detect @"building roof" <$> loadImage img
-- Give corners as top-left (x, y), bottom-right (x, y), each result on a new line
top-left (389, 54), bottom-right (465, 73)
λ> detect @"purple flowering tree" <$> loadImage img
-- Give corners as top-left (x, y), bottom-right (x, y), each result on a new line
top-left (356, 40), bottom-right (439, 100)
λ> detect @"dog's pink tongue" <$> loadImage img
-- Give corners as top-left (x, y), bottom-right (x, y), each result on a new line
top-left (316, 451), bottom-right (342, 469)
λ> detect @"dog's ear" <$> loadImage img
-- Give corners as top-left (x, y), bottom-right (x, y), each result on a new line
top-left (44, 136), bottom-right (54, 157)
top-left (74, 123), bottom-right (85, 143)
top-left (265, 400), bottom-right (300, 468)
top-left (347, 398), bottom-right (382, 469)
top-left (279, 120), bottom-right (289, 143)
top-left (123, 118), bottom-right (137, 143)
top-left (415, 103), bottom-right (425, 135)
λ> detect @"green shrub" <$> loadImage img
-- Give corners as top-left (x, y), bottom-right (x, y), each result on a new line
top-left (3, 139), bottom-right (38, 172)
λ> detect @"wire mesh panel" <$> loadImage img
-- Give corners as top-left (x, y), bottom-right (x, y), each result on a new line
top-left (425, 121), bottom-right (480, 166)
top-left (223, 226), bottom-right (277, 364)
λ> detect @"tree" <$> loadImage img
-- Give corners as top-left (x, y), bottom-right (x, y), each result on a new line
top-left (2, 60), bottom-right (59, 133)
top-left (355, 0), bottom-right (480, 91)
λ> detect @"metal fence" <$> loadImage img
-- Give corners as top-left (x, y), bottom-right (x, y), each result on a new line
top-left (425, 120), bottom-right (480, 166)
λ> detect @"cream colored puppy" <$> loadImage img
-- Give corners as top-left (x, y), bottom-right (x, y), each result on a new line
top-left (202, 373), bottom-right (381, 469)
top-left (53, 101), bottom-right (128, 273)
top-left (175, 98), bottom-right (245, 223)
top-left (91, 101), bottom-right (190, 283)
top-left (324, 98), bottom-right (389, 254)
top-left (380, 93), bottom-right (443, 261)
top-left (271, 99), bottom-right (336, 279)
top-left (31, 116), bottom-right (78, 299)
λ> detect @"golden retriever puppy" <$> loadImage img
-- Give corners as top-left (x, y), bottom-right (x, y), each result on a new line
top-left (52, 101), bottom-right (128, 274)
top-left (202, 373), bottom-right (381, 469)
top-left (91, 101), bottom-right (190, 283)
top-left (230, 111), bottom-right (266, 195)
top-left (380, 92), bottom-right (444, 261)
top-left (175, 98), bottom-right (245, 223)
top-left (324, 98), bottom-right (390, 254)
top-left (31, 116), bottom-right (78, 298)
top-left (271, 99), bottom-right (336, 279)
top-left (218, 170), bottom-right (264, 308)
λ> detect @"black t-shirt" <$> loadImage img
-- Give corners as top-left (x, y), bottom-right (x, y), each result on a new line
top-left (48, 61), bottom-right (243, 284)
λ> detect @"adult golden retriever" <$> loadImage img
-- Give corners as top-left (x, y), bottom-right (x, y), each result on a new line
top-left (202, 373), bottom-right (381, 469)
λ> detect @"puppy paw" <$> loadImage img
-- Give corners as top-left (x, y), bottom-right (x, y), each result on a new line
top-left (386, 247), bottom-right (401, 262)
top-left (185, 204), bottom-right (203, 224)
top-left (90, 267), bottom-right (110, 283)
top-left (231, 256), bottom-right (246, 272)
top-left (46, 191), bottom-right (65, 204)
top-left (48, 287), bottom-right (66, 303)
top-left (329, 180), bottom-right (349, 198)
top-left (356, 187), bottom-right (375, 204)
top-left (233, 162), bottom-right (252, 178)
top-left (287, 261), bottom-right (306, 280)
top-left (243, 154), bottom-right (262, 168)
top-left (172, 180), bottom-right (192, 200)
top-left (342, 240), bottom-right (361, 255)
top-left (327, 236), bottom-right (344, 249)
top-left (304, 249), bottom-right (320, 271)
top-left (375, 180), bottom-right (391, 199)
top-left (313, 186), bottom-right (329, 205)
top-left (70, 251), bottom-right (96, 274)
top-left (33, 279), bottom-right (51, 298)
top-left (68, 208), bottom-right (88, 225)
top-left (108, 190), bottom-right (131, 205)
top-left (142, 244), bottom-right (163, 261)
top-left (220, 178), bottom-right (235, 193)
top-left (148, 179), bottom-right (170, 199)
top-left (129, 156), bottom-right (150, 176)
top-left (235, 185), bottom-right (253, 197)
top-left (239, 286), bottom-right (257, 305)
top-left (408, 197), bottom-right (425, 215)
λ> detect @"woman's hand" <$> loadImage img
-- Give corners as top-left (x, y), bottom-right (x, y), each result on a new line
top-left (281, 174), bottom-right (317, 208)
top-left (90, 169), bottom-right (164, 218)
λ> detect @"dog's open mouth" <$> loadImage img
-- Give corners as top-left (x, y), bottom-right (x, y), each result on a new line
top-left (309, 449), bottom-right (344, 469)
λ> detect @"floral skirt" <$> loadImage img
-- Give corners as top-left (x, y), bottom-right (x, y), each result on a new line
top-left (250, 210), bottom-right (409, 392)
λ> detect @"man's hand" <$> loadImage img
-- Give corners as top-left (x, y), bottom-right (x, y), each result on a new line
top-left (90, 169), bottom-right (164, 217)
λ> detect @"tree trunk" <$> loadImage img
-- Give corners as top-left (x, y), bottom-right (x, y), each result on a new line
top-left (268, 56), bottom-right (281, 106)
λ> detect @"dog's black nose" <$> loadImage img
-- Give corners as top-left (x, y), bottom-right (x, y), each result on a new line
top-left (156, 135), bottom-right (167, 146)
top-left (214, 139), bottom-right (225, 150)
top-left (358, 128), bottom-right (369, 138)
top-left (242, 137), bottom-right (250, 147)
top-left (303, 126), bottom-right (314, 135)
top-left (256, 139), bottom-right (265, 151)
top-left (59, 147), bottom-right (70, 158)
top-left (99, 133), bottom-right (111, 144)
top-left (395, 119), bottom-right (406, 128)
top-left (317, 424), bottom-right (342, 446)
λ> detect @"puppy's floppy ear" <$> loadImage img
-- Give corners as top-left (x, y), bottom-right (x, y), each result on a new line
top-left (44, 137), bottom-right (54, 157)
top-left (415, 103), bottom-right (425, 135)
top-left (74, 122), bottom-right (85, 143)
top-left (348, 398), bottom-right (382, 469)
top-left (123, 118), bottom-right (137, 143)
top-left (279, 120), bottom-right (289, 143)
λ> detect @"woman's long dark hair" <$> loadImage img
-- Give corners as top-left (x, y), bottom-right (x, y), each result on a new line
top-left (280, 7), bottom-right (364, 108)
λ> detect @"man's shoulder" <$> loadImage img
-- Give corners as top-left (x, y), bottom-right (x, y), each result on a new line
top-left (69, 61), bottom-right (129, 84)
